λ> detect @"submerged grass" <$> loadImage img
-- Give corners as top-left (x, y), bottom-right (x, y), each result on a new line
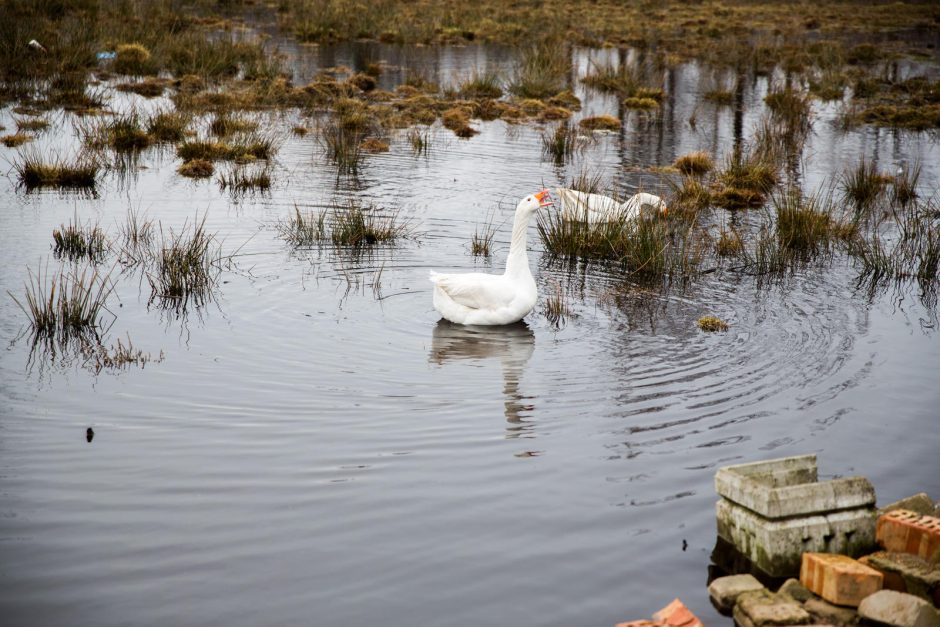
top-left (541, 122), bottom-right (583, 165)
top-left (841, 157), bottom-right (889, 212)
top-left (218, 167), bottom-right (272, 192)
top-left (278, 202), bottom-right (412, 249)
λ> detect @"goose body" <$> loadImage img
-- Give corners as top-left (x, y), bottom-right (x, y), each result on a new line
top-left (556, 187), bottom-right (667, 223)
top-left (430, 191), bottom-right (551, 326)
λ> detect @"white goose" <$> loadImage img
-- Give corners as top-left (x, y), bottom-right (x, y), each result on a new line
top-left (556, 187), bottom-right (668, 223)
top-left (430, 190), bottom-right (552, 325)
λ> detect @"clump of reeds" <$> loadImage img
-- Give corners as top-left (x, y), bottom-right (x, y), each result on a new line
top-left (322, 124), bottom-right (364, 173)
top-left (147, 215), bottom-right (222, 308)
top-left (697, 315), bottom-right (729, 332)
top-left (14, 150), bottom-right (98, 190)
top-left (177, 159), bottom-right (214, 178)
top-left (673, 151), bottom-right (714, 176)
top-left (841, 157), bottom-right (889, 212)
top-left (669, 176), bottom-right (712, 215)
top-left (582, 60), bottom-right (663, 101)
top-left (541, 122), bottom-right (583, 165)
top-left (406, 126), bottom-right (431, 156)
top-left (9, 261), bottom-right (115, 340)
top-left (116, 78), bottom-right (170, 98)
top-left (715, 227), bottom-right (744, 257)
top-left (509, 39), bottom-right (569, 99)
top-left (543, 283), bottom-right (570, 328)
top-left (113, 43), bottom-right (153, 75)
top-left (579, 115), bottom-right (621, 132)
top-left (209, 114), bottom-right (258, 137)
top-left (892, 162), bottom-right (920, 207)
top-left (360, 137), bottom-right (390, 153)
top-left (441, 107), bottom-right (478, 138)
top-left (16, 117), bottom-right (50, 132)
top-left (459, 69), bottom-right (503, 99)
top-left (218, 167), bottom-right (272, 192)
top-left (623, 97), bottom-right (660, 110)
top-left (330, 203), bottom-right (412, 248)
top-left (713, 150), bottom-right (778, 209)
top-left (177, 134), bottom-right (277, 162)
top-left (537, 210), bottom-right (702, 282)
top-left (278, 206), bottom-right (327, 246)
top-left (773, 187), bottom-right (839, 254)
top-left (117, 206), bottom-right (155, 266)
top-left (147, 110), bottom-right (190, 143)
top-left (2, 132), bottom-right (32, 147)
top-left (103, 112), bottom-right (152, 151)
top-left (53, 215), bottom-right (106, 261)
top-left (471, 212), bottom-right (499, 257)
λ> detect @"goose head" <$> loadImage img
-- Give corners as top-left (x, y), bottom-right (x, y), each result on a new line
top-left (635, 192), bottom-right (669, 219)
top-left (517, 189), bottom-right (554, 216)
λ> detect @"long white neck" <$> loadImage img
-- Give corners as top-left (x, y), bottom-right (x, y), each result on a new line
top-left (504, 208), bottom-right (532, 278)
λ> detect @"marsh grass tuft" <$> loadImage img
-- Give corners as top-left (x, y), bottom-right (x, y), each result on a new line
top-left (147, 110), bottom-right (190, 143)
top-left (673, 151), bottom-right (714, 176)
top-left (407, 126), bottom-right (431, 155)
top-left (2, 132), bottom-right (33, 147)
top-left (537, 210), bottom-right (702, 282)
top-left (579, 114), bottom-right (621, 132)
top-left (459, 69), bottom-right (503, 99)
top-left (14, 150), bottom-right (98, 190)
top-left (841, 157), bottom-right (889, 212)
top-left (471, 212), bottom-right (499, 257)
top-left (118, 206), bottom-right (155, 266)
top-left (278, 206), bottom-right (328, 246)
top-left (330, 203), bottom-right (412, 248)
top-left (510, 39), bottom-right (569, 99)
top-left (543, 283), bottom-right (570, 328)
top-left (177, 158), bottom-right (214, 178)
top-left (892, 162), bottom-right (921, 206)
top-left (716, 227), bottom-right (744, 257)
top-left (148, 215), bottom-right (223, 309)
top-left (714, 150), bottom-right (778, 209)
top-left (53, 215), bottom-right (106, 262)
top-left (9, 261), bottom-right (115, 340)
top-left (540, 122), bottom-right (583, 165)
top-left (218, 167), bottom-right (272, 192)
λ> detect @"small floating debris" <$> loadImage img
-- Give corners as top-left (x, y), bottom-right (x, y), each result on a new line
top-left (615, 597), bottom-right (703, 627)
top-left (697, 315), bottom-right (729, 332)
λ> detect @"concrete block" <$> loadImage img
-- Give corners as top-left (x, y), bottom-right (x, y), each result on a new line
top-left (858, 590), bottom-right (940, 627)
top-left (779, 578), bottom-right (816, 603)
top-left (708, 574), bottom-right (765, 613)
top-left (878, 510), bottom-right (940, 563)
top-left (715, 456), bottom-right (877, 577)
top-left (800, 552), bottom-right (883, 607)
top-left (716, 498), bottom-right (876, 577)
top-left (880, 494), bottom-right (937, 517)
top-left (862, 551), bottom-right (940, 606)
top-left (733, 589), bottom-right (812, 627)
top-left (715, 455), bottom-right (875, 519)
top-left (804, 597), bottom-right (859, 626)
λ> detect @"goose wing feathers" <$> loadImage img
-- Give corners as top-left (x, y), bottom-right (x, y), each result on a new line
top-left (429, 271), bottom-right (516, 310)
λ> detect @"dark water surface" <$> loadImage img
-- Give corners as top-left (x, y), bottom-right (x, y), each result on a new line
top-left (2, 41), bottom-right (939, 627)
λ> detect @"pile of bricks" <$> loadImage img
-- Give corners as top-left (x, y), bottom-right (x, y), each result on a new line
top-left (707, 502), bottom-right (940, 627)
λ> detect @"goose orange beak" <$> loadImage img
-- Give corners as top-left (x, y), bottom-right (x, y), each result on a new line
top-left (535, 189), bottom-right (553, 207)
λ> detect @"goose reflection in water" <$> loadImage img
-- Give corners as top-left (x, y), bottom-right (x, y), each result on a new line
top-left (429, 320), bottom-right (536, 436)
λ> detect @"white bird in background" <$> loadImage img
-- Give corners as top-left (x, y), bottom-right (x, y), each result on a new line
top-left (28, 40), bottom-right (47, 53)
top-left (429, 190), bottom-right (553, 326)
top-left (555, 187), bottom-right (668, 223)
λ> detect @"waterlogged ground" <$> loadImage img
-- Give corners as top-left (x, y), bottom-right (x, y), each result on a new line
top-left (2, 42), bottom-right (940, 627)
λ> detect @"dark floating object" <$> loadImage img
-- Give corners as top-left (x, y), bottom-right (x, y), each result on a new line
top-left (86, 427), bottom-right (94, 443)
top-left (683, 539), bottom-right (688, 551)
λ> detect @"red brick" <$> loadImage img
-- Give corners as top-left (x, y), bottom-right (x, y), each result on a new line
top-left (652, 598), bottom-right (704, 627)
top-left (800, 552), bottom-right (884, 607)
top-left (876, 510), bottom-right (940, 561)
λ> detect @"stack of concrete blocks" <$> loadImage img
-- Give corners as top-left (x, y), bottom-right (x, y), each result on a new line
top-left (715, 454), bottom-right (877, 577)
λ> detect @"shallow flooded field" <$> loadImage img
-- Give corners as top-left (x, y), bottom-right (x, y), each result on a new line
top-left (2, 34), bottom-right (940, 627)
